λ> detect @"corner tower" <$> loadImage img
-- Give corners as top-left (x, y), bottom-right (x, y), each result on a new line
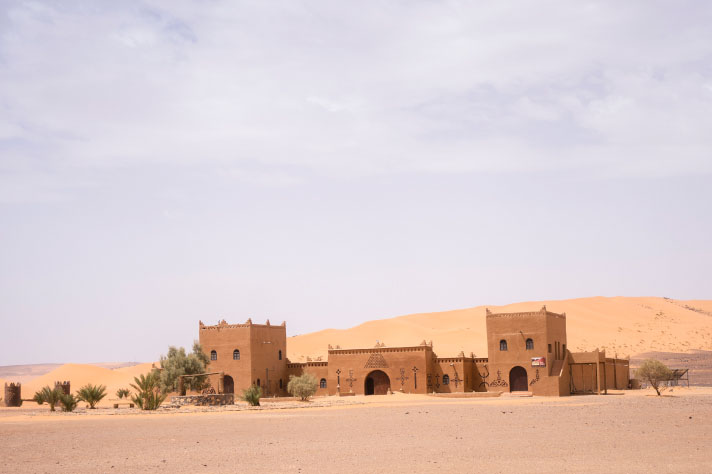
top-left (485, 306), bottom-right (568, 395)
top-left (199, 318), bottom-right (288, 396)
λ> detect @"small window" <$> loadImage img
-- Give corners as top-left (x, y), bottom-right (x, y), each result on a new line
top-left (279, 379), bottom-right (283, 389)
top-left (443, 374), bottom-right (450, 385)
top-left (320, 378), bottom-right (327, 389)
top-left (278, 350), bottom-right (282, 361)
top-left (499, 340), bottom-right (507, 351)
top-left (233, 349), bottom-right (240, 360)
top-left (548, 344), bottom-right (552, 353)
top-left (562, 344), bottom-right (566, 355)
top-left (256, 378), bottom-right (260, 387)
top-left (526, 338), bottom-right (534, 350)
top-left (210, 350), bottom-right (217, 361)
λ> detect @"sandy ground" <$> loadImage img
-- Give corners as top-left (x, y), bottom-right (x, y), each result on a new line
top-left (1, 388), bottom-right (710, 474)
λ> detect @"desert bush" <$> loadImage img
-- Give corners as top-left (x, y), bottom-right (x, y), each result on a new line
top-left (59, 393), bottom-right (78, 412)
top-left (33, 386), bottom-right (63, 411)
top-left (636, 359), bottom-right (673, 396)
top-left (240, 384), bottom-right (262, 406)
top-left (116, 388), bottom-right (130, 399)
top-left (157, 341), bottom-right (210, 394)
top-left (130, 371), bottom-right (167, 410)
top-left (287, 374), bottom-right (318, 401)
top-left (76, 384), bottom-right (107, 409)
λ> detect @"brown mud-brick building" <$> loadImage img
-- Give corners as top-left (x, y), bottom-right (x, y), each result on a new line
top-left (199, 306), bottom-right (629, 397)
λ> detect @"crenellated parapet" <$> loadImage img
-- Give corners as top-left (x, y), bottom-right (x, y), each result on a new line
top-left (486, 305), bottom-right (566, 320)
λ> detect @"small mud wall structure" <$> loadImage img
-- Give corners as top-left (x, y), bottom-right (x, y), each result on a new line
top-left (54, 381), bottom-right (71, 395)
top-left (4, 383), bottom-right (22, 407)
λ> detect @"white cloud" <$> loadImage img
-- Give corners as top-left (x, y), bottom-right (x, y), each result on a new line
top-left (0, 0), bottom-right (711, 199)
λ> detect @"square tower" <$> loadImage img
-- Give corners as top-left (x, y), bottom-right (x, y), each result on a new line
top-left (199, 319), bottom-right (288, 396)
top-left (485, 306), bottom-right (567, 394)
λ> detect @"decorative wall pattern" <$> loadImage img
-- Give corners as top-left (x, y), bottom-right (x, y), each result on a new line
top-left (364, 353), bottom-right (389, 369)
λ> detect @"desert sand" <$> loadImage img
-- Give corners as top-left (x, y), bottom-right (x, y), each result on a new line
top-left (287, 296), bottom-right (712, 361)
top-left (1, 388), bottom-right (710, 473)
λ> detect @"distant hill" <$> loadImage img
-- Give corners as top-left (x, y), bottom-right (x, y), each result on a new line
top-left (286, 296), bottom-right (712, 362)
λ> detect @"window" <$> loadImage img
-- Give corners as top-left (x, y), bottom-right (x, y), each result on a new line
top-left (279, 379), bottom-right (283, 389)
top-left (256, 378), bottom-right (260, 387)
top-left (278, 350), bottom-right (282, 361)
top-left (233, 349), bottom-right (240, 360)
top-left (320, 378), bottom-right (327, 389)
top-left (562, 344), bottom-right (566, 355)
top-left (499, 340), bottom-right (507, 351)
top-left (443, 374), bottom-right (450, 385)
top-left (526, 338), bottom-right (534, 350)
top-left (548, 344), bottom-right (552, 353)
top-left (210, 350), bottom-right (217, 361)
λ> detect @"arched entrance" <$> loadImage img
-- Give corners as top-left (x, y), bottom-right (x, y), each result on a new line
top-left (364, 370), bottom-right (390, 395)
top-left (509, 366), bottom-right (528, 392)
top-left (223, 375), bottom-right (234, 394)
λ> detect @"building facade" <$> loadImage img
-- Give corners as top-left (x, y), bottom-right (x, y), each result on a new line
top-left (198, 306), bottom-right (629, 397)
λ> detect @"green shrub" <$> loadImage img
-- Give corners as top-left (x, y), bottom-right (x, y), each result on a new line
top-left (59, 393), bottom-right (78, 412)
top-left (130, 371), bottom-right (167, 410)
top-left (287, 374), bottom-right (319, 401)
top-left (240, 384), bottom-right (262, 406)
top-left (636, 359), bottom-right (674, 396)
top-left (116, 388), bottom-right (131, 399)
top-left (157, 342), bottom-right (210, 394)
top-left (33, 386), bottom-right (63, 411)
top-left (76, 384), bottom-right (107, 409)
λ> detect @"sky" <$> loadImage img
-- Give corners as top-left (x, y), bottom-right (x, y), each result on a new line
top-left (1, 1), bottom-right (711, 365)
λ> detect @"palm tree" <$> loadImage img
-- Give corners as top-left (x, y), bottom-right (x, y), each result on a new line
top-left (130, 372), bottom-right (166, 410)
top-left (76, 384), bottom-right (107, 409)
top-left (33, 386), bottom-right (63, 411)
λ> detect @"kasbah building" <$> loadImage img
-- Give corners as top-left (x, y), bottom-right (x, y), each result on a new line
top-left (199, 306), bottom-right (630, 398)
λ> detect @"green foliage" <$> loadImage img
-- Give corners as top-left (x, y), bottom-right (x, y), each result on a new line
top-left (76, 384), bottom-right (107, 409)
top-left (240, 384), bottom-right (262, 406)
top-left (130, 371), bottom-right (167, 410)
top-left (636, 359), bottom-right (674, 396)
top-left (116, 388), bottom-right (131, 399)
top-left (287, 374), bottom-right (319, 401)
top-left (33, 386), bottom-right (63, 411)
top-left (157, 341), bottom-right (210, 394)
top-left (59, 393), bottom-right (78, 412)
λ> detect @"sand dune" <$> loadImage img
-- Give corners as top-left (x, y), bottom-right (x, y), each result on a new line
top-left (287, 296), bottom-right (712, 361)
top-left (22, 363), bottom-right (156, 407)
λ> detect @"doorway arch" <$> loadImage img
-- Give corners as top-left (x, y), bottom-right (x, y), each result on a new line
top-left (509, 366), bottom-right (528, 392)
top-left (223, 375), bottom-right (234, 394)
top-left (364, 370), bottom-right (390, 395)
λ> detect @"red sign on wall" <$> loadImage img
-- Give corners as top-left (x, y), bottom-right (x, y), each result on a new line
top-left (531, 357), bottom-right (546, 367)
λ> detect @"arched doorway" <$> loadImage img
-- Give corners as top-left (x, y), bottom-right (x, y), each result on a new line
top-left (223, 375), bottom-right (234, 394)
top-left (509, 366), bottom-right (528, 392)
top-left (364, 370), bottom-right (390, 395)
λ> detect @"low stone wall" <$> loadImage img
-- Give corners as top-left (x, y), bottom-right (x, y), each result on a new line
top-left (170, 394), bottom-right (234, 406)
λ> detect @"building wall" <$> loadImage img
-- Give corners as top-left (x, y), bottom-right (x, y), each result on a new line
top-left (286, 362), bottom-right (329, 396)
top-left (326, 346), bottom-right (432, 395)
